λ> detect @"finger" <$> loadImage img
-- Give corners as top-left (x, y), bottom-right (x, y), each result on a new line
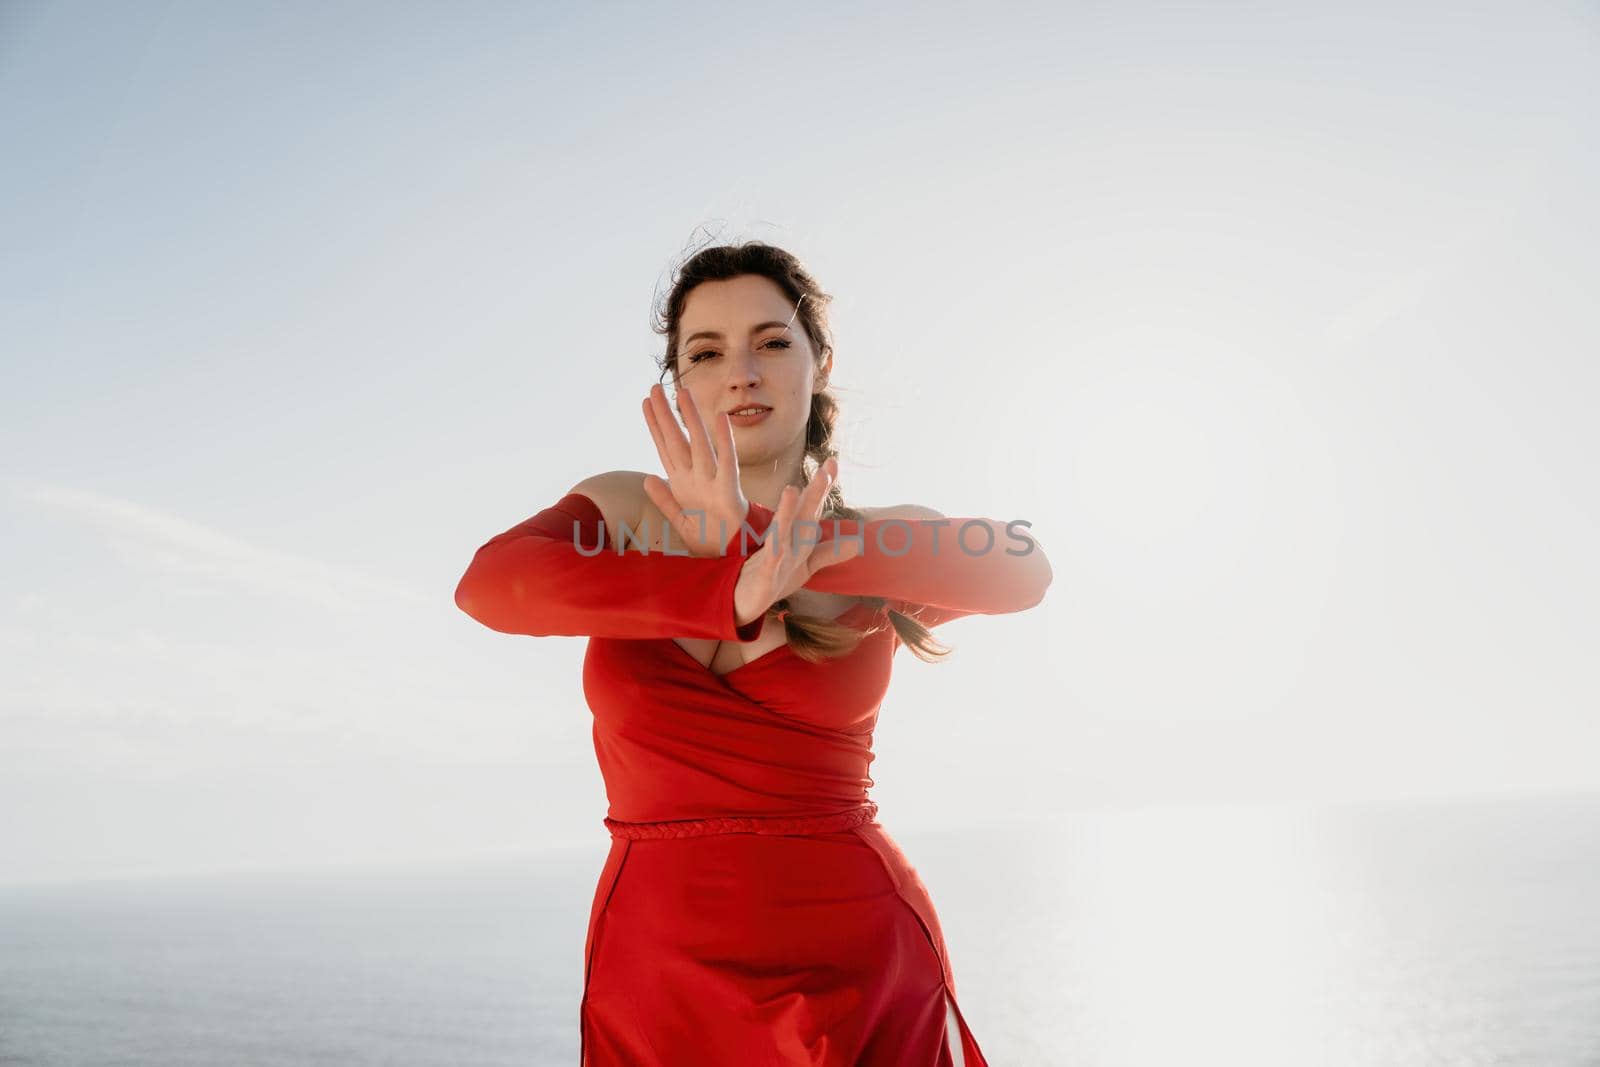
top-left (795, 458), bottom-right (839, 559)
top-left (809, 459), bottom-right (838, 548)
top-left (808, 456), bottom-right (837, 503)
top-left (712, 408), bottom-right (739, 489)
top-left (677, 387), bottom-right (718, 476)
top-left (771, 484), bottom-right (798, 563)
top-left (642, 475), bottom-right (684, 533)
top-left (642, 397), bottom-right (674, 473)
top-left (793, 463), bottom-right (821, 519)
top-left (803, 456), bottom-right (836, 521)
top-left (649, 384), bottom-right (692, 472)
top-left (643, 393), bottom-right (682, 475)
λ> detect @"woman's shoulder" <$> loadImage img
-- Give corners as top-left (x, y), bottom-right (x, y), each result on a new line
top-left (856, 503), bottom-right (947, 520)
top-left (565, 470), bottom-right (651, 531)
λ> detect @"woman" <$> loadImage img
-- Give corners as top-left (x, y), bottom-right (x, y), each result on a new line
top-left (454, 241), bottom-right (1052, 1065)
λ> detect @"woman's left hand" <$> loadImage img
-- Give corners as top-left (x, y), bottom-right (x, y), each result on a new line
top-left (641, 383), bottom-right (750, 557)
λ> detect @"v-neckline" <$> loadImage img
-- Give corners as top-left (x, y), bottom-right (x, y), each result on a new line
top-left (665, 600), bottom-right (880, 683)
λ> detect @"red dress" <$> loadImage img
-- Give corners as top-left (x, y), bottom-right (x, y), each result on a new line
top-left (455, 492), bottom-right (1052, 1066)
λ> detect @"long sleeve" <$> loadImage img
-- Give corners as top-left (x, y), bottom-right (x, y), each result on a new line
top-left (773, 505), bottom-right (1053, 629)
top-left (454, 492), bottom-right (773, 640)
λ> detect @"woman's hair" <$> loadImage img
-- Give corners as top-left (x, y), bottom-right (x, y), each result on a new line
top-left (652, 238), bottom-right (952, 664)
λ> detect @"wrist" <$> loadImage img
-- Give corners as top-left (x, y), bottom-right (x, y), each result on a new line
top-left (732, 565), bottom-right (768, 628)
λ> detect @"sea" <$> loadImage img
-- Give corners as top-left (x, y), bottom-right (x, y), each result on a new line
top-left (1, 795), bottom-right (1596, 1066)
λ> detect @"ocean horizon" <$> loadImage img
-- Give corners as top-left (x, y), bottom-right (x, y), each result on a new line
top-left (2, 795), bottom-right (1596, 1066)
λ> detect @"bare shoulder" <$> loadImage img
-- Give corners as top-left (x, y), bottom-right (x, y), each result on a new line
top-left (566, 470), bottom-right (651, 531)
top-left (856, 503), bottom-right (947, 521)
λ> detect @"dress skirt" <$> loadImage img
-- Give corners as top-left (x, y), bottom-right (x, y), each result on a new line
top-left (580, 810), bottom-right (988, 1066)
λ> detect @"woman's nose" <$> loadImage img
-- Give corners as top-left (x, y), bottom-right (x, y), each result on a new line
top-left (727, 348), bottom-right (761, 383)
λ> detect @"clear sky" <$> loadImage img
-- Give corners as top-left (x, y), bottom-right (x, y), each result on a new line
top-left (2, 1), bottom-right (1596, 886)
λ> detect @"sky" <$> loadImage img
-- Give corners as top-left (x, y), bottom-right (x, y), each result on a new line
top-left (1, 0), bottom-right (1596, 886)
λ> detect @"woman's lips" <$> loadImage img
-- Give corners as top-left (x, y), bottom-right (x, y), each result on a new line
top-left (726, 406), bottom-right (772, 427)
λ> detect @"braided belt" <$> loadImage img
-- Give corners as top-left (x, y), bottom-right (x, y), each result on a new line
top-left (604, 802), bottom-right (879, 841)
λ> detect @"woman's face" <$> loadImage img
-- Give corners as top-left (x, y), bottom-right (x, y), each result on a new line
top-left (672, 274), bottom-right (829, 468)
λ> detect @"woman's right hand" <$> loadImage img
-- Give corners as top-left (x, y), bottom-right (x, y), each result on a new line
top-left (732, 457), bottom-right (864, 626)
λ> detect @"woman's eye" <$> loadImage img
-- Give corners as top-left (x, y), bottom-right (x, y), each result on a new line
top-left (688, 338), bottom-right (789, 364)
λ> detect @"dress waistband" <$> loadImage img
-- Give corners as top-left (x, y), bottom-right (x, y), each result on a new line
top-left (603, 802), bottom-right (879, 841)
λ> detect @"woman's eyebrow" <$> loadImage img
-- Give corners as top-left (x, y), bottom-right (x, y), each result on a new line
top-left (682, 320), bottom-right (791, 345)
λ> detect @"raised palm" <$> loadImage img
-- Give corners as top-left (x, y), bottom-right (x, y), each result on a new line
top-left (641, 383), bottom-right (748, 556)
